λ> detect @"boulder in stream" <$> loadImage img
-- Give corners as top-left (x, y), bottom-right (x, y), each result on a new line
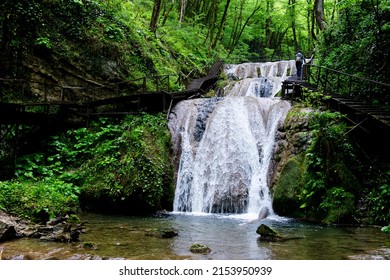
top-left (145, 228), bottom-right (178, 238)
top-left (0, 221), bottom-right (16, 242)
top-left (256, 224), bottom-right (303, 242)
top-left (190, 244), bottom-right (212, 254)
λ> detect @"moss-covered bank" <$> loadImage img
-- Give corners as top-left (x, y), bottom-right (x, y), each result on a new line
top-left (0, 113), bottom-right (174, 221)
top-left (272, 105), bottom-right (390, 225)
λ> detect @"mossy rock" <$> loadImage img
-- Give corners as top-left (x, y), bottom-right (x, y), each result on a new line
top-left (83, 242), bottom-right (97, 250)
top-left (190, 244), bottom-right (211, 254)
top-left (256, 224), bottom-right (279, 237)
top-left (273, 153), bottom-right (305, 216)
top-left (256, 224), bottom-right (303, 242)
top-left (145, 229), bottom-right (178, 238)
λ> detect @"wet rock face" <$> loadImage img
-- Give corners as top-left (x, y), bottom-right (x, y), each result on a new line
top-left (0, 212), bottom-right (85, 243)
top-left (270, 107), bottom-right (313, 216)
top-left (271, 107), bottom-right (313, 187)
top-left (0, 221), bottom-right (16, 242)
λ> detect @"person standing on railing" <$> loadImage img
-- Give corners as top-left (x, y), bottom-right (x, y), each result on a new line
top-left (295, 50), bottom-right (305, 80)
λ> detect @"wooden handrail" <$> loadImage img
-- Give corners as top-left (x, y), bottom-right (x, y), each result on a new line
top-left (306, 65), bottom-right (390, 88)
top-left (303, 64), bottom-right (390, 102)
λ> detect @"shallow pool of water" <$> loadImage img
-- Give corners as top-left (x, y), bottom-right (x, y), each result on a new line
top-left (1, 212), bottom-right (389, 260)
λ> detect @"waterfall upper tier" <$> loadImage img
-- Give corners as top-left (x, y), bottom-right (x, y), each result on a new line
top-left (223, 60), bottom-right (296, 98)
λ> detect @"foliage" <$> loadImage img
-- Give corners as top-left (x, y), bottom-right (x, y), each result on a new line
top-left (382, 225), bottom-right (390, 234)
top-left (363, 168), bottom-right (390, 225)
top-left (0, 0), bottom-right (319, 87)
top-left (299, 110), bottom-right (361, 224)
top-left (299, 87), bottom-right (331, 108)
top-left (71, 114), bottom-right (174, 214)
top-left (316, 0), bottom-right (390, 106)
top-left (0, 113), bottom-right (174, 219)
top-left (319, 187), bottom-right (355, 224)
top-left (0, 178), bottom-right (80, 222)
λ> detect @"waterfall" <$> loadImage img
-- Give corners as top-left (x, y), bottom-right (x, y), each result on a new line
top-left (168, 60), bottom-right (293, 218)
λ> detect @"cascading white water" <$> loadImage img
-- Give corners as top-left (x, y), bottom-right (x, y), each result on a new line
top-left (168, 60), bottom-right (293, 218)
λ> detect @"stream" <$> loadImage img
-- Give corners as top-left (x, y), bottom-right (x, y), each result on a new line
top-left (2, 61), bottom-right (389, 261)
top-left (1, 212), bottom-right (390, 260)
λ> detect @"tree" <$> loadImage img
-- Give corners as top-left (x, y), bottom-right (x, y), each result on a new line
top-left (210, 0), bottom-right (231, 49)
top-left (227, 0), bottom-right (262, 55)
top-left (179, 0), bottom-right (187, 24)
top-left (306, 0), bottom-right (316, 48)
top-left (150, 0), bottom-right (162, 32)
top-left (314, 0), bottom-right (326, 30)
top-left (289, 0), bottom-right (298, 50)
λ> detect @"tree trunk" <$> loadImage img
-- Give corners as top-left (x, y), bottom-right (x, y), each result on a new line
top-left (228, 2), bottom-right (262, 55)
top-left (265, 0), bottom-right (272, 47)
top-left (150, 0), bottom-right (162, 33)
top-left (204, 0), bottom-right (219, 44)
top-left (306, 0), bottom-right (315, 49)
top-left (179, 0), bottom-right (187, 24)
top-left (314, 0), bottom-right (326, 30)
top-left (161, 0), bottom-right (175, 27)
top-left (289, 0), bottom-right (298, 50)
top-left (211, 0), bottom-right (231, 49)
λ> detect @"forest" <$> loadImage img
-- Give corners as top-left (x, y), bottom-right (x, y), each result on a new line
top-left (0, 0), bottom-right (389, 231)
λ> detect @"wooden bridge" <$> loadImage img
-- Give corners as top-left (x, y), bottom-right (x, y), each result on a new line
top-left (282, 63), bottom-right (390, 159)
top-left (0, 60), bottom-right (224, 123)
top-left (0, 60), bottom-right (224, 176)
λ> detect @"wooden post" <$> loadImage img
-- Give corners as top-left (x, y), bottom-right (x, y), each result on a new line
top-left (61, 86), bottom-right (64, 101)
top-left (13, 123), bottom-right (19, 173)
top-left (316, 67), bottom-right (321, 88)
top-left (143, 77), bottom-right (147, 92)
top-left (348, 76), bottom-right (353, 97)
top-left (44, 84), bottom-right (47, 101)
top-left (324, 68), bottom-right (329, 93)
top-left (162, 92), bottom-right (166, 112)
top-left (336, 73), bottom-right (340, 93)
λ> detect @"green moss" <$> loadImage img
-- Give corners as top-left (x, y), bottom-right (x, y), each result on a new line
top-left (273, 153), bottom-right (305, 216)
top-left (320, 187), bottom-right (355, 224)
top-left (77, 113), bottom-right (175, 214)
top-left (190, 244), bottom-right (212, 254)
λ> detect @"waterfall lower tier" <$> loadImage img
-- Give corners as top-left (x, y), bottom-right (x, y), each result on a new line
top-left (168, 61), bottom-right (292, 218)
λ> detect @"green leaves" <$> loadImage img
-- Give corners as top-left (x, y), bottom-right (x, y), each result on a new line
top-left (35, 37), bottom-right (52, 49)
top-left (64, 114), bottom-right (174, 213)
top-left (381, 225), bottom-right (390, 234)
top-left (366, 181), bottom-right (390, 224)
top-left (3, 113), bottom-right (174, 219)
top-left (319, 187), bottom-right (355, 224)
top-left (0, 179), bottom-right (80, 221)
top-left (298, 110), bottom-right (360, 223)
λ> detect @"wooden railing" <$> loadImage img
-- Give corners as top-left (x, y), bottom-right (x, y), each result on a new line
top-left (0, 73), bottom-right (180, 103)
top-left (303, 64), bottom-right (390, 103)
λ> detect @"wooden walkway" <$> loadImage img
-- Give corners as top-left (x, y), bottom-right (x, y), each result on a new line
top-left (281, 68), bottom-right (390, 159)
top-left (0, 60), bottom-right (224, 125)
top-left (282, 73), bottom-right (390, 133)
top-left (0, 60), bottom-right (224, 176)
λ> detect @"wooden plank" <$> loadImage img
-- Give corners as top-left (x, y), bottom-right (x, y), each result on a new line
top-left (370, 114), bottom-right (390, 119)
top-left (207, 60), bottom-right (224, 77)
top-left (333, 100), bottom-right (367, 105)
top-left (186, 78), bottom-right (204, 90)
